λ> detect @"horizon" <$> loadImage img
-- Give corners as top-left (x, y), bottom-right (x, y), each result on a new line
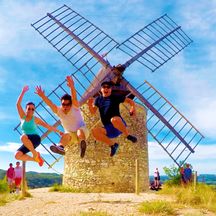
top-left (0, 0), bottom-right (216, 176)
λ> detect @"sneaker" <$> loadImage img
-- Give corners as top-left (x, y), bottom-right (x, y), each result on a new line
top-left (80, 140), bottom-right (87, 158)
top-left (127, 135), bottom-right (137, 143)
top-left (35, 152), bottom-right (44, 167)
top-left (110, 143), bottom-right (119, 157)
top-left (50, 145), bottom-right (65, 155)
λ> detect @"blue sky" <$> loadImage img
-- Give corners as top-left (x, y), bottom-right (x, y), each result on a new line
top-left (0, 0), bottom-right (216, 175)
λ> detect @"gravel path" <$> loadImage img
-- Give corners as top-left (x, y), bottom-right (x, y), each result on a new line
top-left (0, 188), bottom-right (215, 216)
top-left (0, 188), bottom-right (169, 216)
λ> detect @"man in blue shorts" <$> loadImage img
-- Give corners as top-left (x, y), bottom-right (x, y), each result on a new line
top-left (87, 81), bottom-right (137, 157)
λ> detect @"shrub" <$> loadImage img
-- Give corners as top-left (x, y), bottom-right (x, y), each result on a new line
top-left (160, 183), bottom-right (216, 213)
top-left (0, 177), bottom-right (9, 193)
top-left (139, 200), bottom-right (176, 215)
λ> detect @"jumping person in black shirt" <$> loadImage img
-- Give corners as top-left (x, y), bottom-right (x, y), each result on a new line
top-left (87, 81), bottom-right (137, 157)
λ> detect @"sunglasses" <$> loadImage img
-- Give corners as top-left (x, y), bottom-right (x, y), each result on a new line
top-left (27, 108), bottom-right (35, 111)
top-left (62, 103), bottom-right (71, 107)
top-left (102, 85), bottom-right (111, 89)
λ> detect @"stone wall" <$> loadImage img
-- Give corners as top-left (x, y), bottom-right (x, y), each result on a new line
top-left (63, 103), bottom-right (149, 192)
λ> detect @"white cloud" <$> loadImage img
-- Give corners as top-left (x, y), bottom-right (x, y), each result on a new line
top-left (0, 1), bottom-right (58, 59)
top-left (0, 142), bottom-right (51, 155)
top-left (0, 67), bottom-right (9, 92)
top-left (148, 141), bottom-right (216, 174)
top-left (148, 141), bottom-right (216, 161)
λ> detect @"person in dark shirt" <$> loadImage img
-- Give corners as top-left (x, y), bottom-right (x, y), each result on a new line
top-left (184, 163), bottom-right (192, 184)
top-left (87, 81), bottom-right (137, 157)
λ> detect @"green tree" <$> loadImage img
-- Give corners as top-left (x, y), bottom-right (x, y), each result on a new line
top-left (163, 163), bottom-right (193, 186)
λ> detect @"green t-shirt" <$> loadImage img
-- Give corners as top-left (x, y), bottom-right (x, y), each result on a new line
top-left (20, 116), bottom-right (39, 135)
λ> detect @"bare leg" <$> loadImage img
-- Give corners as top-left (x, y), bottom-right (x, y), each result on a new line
top-left (21, 135), bottom-right (37, 158)
top-left (59, 133), bottom-right (71, 147)
top-left (77, 129), bottom-right (86, 142)
top-left (111, 116), bottom-right (129, 136)
top-left (15, 151), bottom-right (35, 162)
top-left (92, 127), bottom-right (114, 146)
top-left (77, 129), bottom-right (87, 158)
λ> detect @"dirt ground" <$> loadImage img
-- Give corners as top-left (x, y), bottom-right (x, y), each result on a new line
top-left (0, 188), bottom-right (214, 216)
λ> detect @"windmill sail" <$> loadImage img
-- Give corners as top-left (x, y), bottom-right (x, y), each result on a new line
top-left (31, 4), bottom-right (117, 77)
top-left (123, 80), bottom-right (204, 166)
top-left (118, 14), bottom-right (192, 72)
top-left (19, 4), bottom-right (203, 169)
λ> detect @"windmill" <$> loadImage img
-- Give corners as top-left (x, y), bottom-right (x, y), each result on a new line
top-left (15, 4), bottom-right (204, 191)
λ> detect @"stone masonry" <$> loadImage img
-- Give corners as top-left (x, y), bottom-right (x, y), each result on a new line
top-left (63, 103), bottom-right (149, 192)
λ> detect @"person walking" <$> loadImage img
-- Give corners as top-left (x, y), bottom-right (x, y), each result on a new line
top-left (14, 161), bottom-right (22, 194)
top-left (6, 163), bottom-right (15, 193)
top-left (180, 166), bottom-right (186, 185)
top-left (35, 76), bottom-right (89, 157)
top-left (15, 86), bottom-right (63, 166)
top-left (184, 163), bottom-right (192, 184)
top-left (87, 81), bottom-right (137, 157)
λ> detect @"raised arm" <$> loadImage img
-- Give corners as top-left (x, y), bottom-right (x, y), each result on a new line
top-left (35, 86), bottom-right (58, 114)
top-left (124, 98), bottom-right (136, 116)
top-left (66, 76), bottom-right (79, 108)
top-left (87, 97), bottom-right (97, 115)
top-left (35, 117), bottom-right (63, 136)
top-left (16, 86), bottom-right (29, 119)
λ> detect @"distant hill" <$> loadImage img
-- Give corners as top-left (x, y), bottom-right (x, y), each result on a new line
top-left (197, 174), bottom-right (216, 185)
top-left (0, 169), bottom-right (62, 188)
top-left (1, 169), bottom-right (215, 188)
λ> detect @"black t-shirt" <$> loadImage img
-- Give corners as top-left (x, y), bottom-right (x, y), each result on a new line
top-left (94, 94), bottom-right (125, 125)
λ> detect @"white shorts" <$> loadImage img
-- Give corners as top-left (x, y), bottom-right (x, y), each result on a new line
top-left (7, 178), bottom-right (14, 185)
top-left (66, 126), bottom-right (89, 144)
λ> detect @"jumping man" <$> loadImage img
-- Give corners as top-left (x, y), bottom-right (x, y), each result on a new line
top-left (35, 76), bottom-right (88, 157)
top-left (87, 81), bottom-right (137, 157)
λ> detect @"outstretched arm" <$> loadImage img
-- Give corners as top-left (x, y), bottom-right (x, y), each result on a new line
top-left (124, 98), bottom-right (136, 116)
top-left (66, 76), bottom-right (79, 108)
top-left (16, 86), bottom-right (29, 119)
top-left (87, 97), bottom-right (97, 115)
top-left (35, 117), bottom-right (63, 136)
top-left (35, 86), bottom-right (58, 114)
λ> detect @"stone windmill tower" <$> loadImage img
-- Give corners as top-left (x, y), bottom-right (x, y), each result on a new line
top-left (15, 5), bottom-right (204, 192)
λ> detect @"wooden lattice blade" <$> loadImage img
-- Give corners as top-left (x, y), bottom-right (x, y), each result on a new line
top-left (118, 14), bottom-right (192, 72)
top-left (31, 4), bottom-right (118, 76)
top-left (122, 79), bottom-right (204, 166)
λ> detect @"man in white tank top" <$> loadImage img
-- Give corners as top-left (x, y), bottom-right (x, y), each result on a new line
top-left (35, 76), bottom-right (89, 157)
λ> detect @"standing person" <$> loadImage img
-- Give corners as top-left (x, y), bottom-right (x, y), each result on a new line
top-left (35, 76), bottom-right (88, 157)
top-left (14, 161), bottom-right (22, 194)
top-left (154, 168), bottom-right (160, 189)
top-left (184, 163), bottom-right (192, 184)
top-left (87, 81), bottom-right (137, 157)
top-left (180, 166), bottom-right (186, 185)
top-left (15, 86), bottom-right (63, 166)
top-left (6, 163), bottom-right (15, 193)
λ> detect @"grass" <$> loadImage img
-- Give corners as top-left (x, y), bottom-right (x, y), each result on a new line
top-left (138, 200), bottom-right (176, 215)
top-left (0, 177), bottom-right (9, 193)
top-left (49, 184), bottom-right (83, 193)
top-left (49, 184), bottom-right (92, 193)
top-left (0, 177), bottom-right (32, 205)
top-left (159, 183), bottom-right (216, 213)
top-left (0, 193), bottom-right (20, 206)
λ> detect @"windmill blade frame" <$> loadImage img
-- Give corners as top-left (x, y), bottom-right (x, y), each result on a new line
top-left (118, 14), bottom-right (193, 72)
top-left (31, 4), bottom-right (118, 78)
top-left (13, 4), bottom-right (204, 169)
top-left (123, 79), bottom-right (204, 167)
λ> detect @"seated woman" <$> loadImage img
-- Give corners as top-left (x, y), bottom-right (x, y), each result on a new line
top-left (15, 86), bottom-right (62, 166)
